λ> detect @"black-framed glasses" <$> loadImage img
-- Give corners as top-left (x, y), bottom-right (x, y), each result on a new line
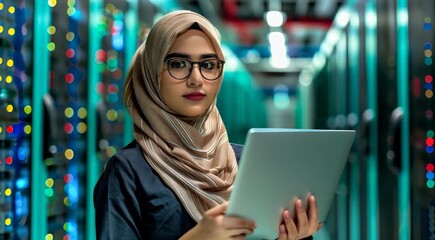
top-left (163, 58), bottom-right (225, 80)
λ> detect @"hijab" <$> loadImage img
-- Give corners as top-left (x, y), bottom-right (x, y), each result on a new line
top-left (124, 10), bottom-right (237, 222)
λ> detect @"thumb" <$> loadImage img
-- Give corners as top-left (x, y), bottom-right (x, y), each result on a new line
top-left (206, 202), bottom-right (229, 216)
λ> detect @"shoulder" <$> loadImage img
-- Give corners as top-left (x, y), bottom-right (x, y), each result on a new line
top-left (94, 141), bottom-right (153, 195)
top-left (103, 141), bottom-right (149, 173)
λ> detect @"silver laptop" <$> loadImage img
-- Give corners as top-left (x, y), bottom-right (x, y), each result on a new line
top-left (226, 128), bottom-right (356, 240)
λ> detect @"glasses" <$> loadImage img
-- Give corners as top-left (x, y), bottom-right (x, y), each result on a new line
top-left (163, 58), bottom-right (225, 80)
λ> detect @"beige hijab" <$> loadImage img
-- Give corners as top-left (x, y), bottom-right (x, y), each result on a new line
top-left (124, 10), bottom-right (237, 221)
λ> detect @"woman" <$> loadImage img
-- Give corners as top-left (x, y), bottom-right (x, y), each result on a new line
top-left (94, 10), bottom-right (320, 240)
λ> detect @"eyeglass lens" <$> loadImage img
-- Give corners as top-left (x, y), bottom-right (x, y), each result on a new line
top-left (166, 59), bottom-right (224, 80)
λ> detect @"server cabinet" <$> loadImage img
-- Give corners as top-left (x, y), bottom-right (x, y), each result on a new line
top-left (0, 0), bottom-right (33, 239)
top-left (407, 0), bottom-right (435, 238)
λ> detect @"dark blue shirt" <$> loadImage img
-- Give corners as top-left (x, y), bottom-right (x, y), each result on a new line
top-left (94, 141), bottom-right (313, 240)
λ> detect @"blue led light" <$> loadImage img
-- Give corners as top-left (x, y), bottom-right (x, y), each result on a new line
top-left (15, 177), bottom-right (29, 189)
top-left (425, 83), bottom-right (433, 90)
top-left (17, 146), bottom-right (29, 161)
top-left (112, 35), bottom-right (124, 51)
top-left (424, 23), bottom-right (432, 31)
top-left (427, 171), bottom-right (435, 180)
top-left (427, 146), bottom-right (435, 153)
top-left (425, 42), bottom-right (432, 50)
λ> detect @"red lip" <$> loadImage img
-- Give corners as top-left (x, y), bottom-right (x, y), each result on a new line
top-left (183, 92), bottom-right (206, 101)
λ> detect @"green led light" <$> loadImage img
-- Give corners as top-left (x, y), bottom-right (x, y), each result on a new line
top-left (24, 105), bottom-right (32, 114)
top-left (426, 180), bottom-right (435, 188)
top-left (45, 188), bottom-right (54, 197)
top-left (427, 131), bottom-right (435, 138)
top-left (47, 42), bottom-right (55, 51)
top-left (64, 107), bottom-right (74, 118)
top-left (24, 125), bottom-right (32, 134)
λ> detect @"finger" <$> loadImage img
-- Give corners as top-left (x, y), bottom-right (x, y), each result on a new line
top-left (307, 195), bottom-right (320, 233)
top-left (295, 199), bottom-right (309, 233)
top-left (223, 216), bottom-right (256, 230)
top-left (225, 228), bottom-right (253, 239)
top-left (206, 202), bottom-right (229, 216)
top-left (282, 209), bottom-right (297, 239)
top-left (277, 224), bottom-right (288, 240)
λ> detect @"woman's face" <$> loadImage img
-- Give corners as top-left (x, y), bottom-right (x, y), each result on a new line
top-left (160, 29), bottom-right (223, 118)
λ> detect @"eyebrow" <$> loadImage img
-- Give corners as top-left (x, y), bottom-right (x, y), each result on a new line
top-left (164, 52), bottom-right (218, 60)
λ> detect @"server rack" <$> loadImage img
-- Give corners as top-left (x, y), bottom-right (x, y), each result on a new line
top-left (0, 0), bottom-right (33, 238)
top-left (0, 0), bottom-right (145, 238)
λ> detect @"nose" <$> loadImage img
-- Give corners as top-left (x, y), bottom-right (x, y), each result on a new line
top-left (186, 64), bottom-right (204, 87)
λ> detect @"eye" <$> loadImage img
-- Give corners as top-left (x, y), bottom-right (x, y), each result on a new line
top-left (201, 60), bottom-right (218, 70)
top-left (169, 59), bottom-right (188, 69)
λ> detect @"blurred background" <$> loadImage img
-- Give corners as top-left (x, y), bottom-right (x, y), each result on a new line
top-left (0, 0), bottom-right (434, 239)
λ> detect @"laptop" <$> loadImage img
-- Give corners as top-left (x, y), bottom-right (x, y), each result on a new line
top-left (226, 128), bottom-right (356, 240)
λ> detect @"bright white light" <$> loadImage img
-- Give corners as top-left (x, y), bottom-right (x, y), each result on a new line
top-left (269, 55), bottom-right (290, 68)
top-left (270, 44), bottom-right (287, 57)
top-left (365, 10), bottom-right (377, 29)
top-left (266, 11), bottom-right (285, 27)
top-left (268, 31), bottom-right (286, 45)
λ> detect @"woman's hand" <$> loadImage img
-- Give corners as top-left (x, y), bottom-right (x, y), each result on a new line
top-left (180, 202), bottom-right (256, 240)
top-left (278, 195), bottom-right (322, 240)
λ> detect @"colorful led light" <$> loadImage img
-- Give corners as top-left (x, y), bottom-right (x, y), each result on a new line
top-left (45, 178), bottom-right (54, 188)
top-left (66, 48), bottom-right (75, 58)
top-left (427, 163), bottom-right (435, 172)
top-left (48, 0), bottom-right (57, 7)
top-left (66, 32), bottom-right (75, 41)
top-left (24, 105), bottom-right (32, 114)
top-left (64, 123), bottom-right (74, 134)
top-left (5, 188), bottom-right (12, 196)
top-left (64, 196), bottom-right (71, 206)
top-left (6, 59), bottom-right (14, 67)
top-left (77, 122), bottom-right (87, 133)
top-left (106, 109), bottom-right (118, 121)
top-left (8, 6), bottom-right (15, 14)
top-left (64, 149), bottom-right (74, 160)
top-left (47, 26), bottom-right (56, 35)
top-left (64, 107), bottom-right (74, 118)
top-left (427, 180), bottom-right (434, 188)
top-left (8, 28), bottom-right (15, 36)
top-left (47, 42), bottom-right (55, 51)
top-left (5, 218), bottom-right (11, 226)
top-left (77, 107), bottom-right (87, 119)
top-left (6, 156), bottom-right (12, 165)
top-left (65, 73), bottom-right (74, 83)
top-left (6, 125), bottom-right (13, 133)
top-left (426, 163), bottom-right (435, 189)
top-left (6, 104), bottom-right (13, 112)
top-left (64, 174), bottom-right (73, 183)
top-left (45, 233), bottom-right (54, 240)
